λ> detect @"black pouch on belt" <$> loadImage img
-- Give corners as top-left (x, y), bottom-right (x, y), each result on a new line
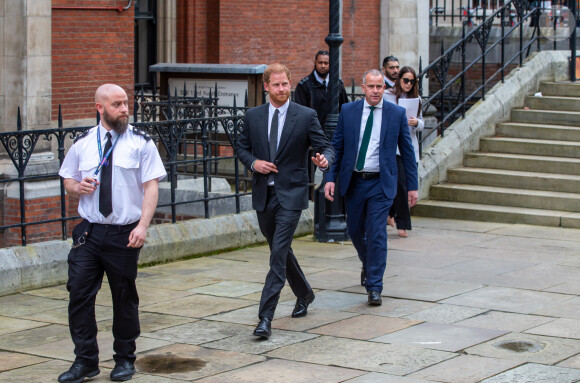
top-left (71, 220), bottom-right (93, 249)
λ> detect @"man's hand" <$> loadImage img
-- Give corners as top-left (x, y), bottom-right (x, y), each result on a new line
top-left (311, 153), bottom-right (328, 169)
top-left (324, 182), bottom-right (335, 201)
top-left (408, 190), bottom-right (418, 207)
top-left (127, 224), bottom-right (148, 248)
top-left (254, 160), bottom-right (278, 174)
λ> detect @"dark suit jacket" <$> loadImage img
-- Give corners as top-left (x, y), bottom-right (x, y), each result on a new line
top-left (326, 99), bottom-right (418, 199)
top-left (237, 101), bottom-right (335, 212)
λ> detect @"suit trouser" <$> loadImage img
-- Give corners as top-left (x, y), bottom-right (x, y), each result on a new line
top-left (388, 155), bottom-right (412, 230)
top-left (67, 220), bottom-right (140, 365)
top-left (345, 176), bottom-right (392, 293)
top-left (256, 187), bottom-right (311, 320)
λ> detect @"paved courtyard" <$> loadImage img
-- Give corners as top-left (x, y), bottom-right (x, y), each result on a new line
top-left (1, 217), bottom-right (580, 382)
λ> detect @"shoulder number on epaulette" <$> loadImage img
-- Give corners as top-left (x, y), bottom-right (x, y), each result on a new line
top-left (73, 130), bottom-right (90, 144)
top-left (132, 127), bottom-right (152, 142)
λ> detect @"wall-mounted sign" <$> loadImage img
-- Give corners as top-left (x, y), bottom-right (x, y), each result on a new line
top-left (168, 78), bottom-right (249, 107)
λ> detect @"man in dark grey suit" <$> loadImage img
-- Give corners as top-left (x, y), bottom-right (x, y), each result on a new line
top-left (237, 63), bottom-right (334, 339)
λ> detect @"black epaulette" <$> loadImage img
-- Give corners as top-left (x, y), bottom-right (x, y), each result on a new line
top-left (132, 126), bottom-right (152, 142)
top-left (298, 77), bottom-right (310, 86)
top-left (73, 130), bottom-right (90, 144)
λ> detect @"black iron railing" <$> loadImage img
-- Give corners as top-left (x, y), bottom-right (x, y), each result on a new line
top-left (421, 0), bottom-right (579, 153)
top-left (0, 92), bottom-right (254, 247)
top-left (420, 0), bottom-right (543, 150)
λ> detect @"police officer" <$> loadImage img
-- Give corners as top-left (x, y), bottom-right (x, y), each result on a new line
top-left (294, 50), bottom-right (349, 129)
top-left (58, 84), bottom-right (166, 383)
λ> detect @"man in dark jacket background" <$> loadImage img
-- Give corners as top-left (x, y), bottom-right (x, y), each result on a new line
top-left (293, 50), bottom-right (349, 129)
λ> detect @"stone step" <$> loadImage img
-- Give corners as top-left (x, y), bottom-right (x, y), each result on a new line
top-left (464, 152), bottom-right (580, 175)
top-left (430, 183), bottom-right (580, 212)
top-left (496, 122), bottom-right (580, 142)
top-left (511, 109), bottom-right (580, 127)
top-left (412, 200), bottom-right (580, 228)
top-left (525, 95), bottom-right (580, 112)
top-left (448, 167), bottom-right (580, 193)
top-left (480, 137), bottom-right (580, 158)
top-left (539, 81), bottom-right (580, 97)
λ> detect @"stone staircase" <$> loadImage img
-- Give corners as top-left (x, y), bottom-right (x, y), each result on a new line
top-left (413, 82), bottom-right (580, 228)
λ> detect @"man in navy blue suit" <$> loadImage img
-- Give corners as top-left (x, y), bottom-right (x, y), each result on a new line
top-left (324, 69), bottom-right (418, 305)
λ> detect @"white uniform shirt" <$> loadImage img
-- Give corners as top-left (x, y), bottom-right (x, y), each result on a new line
top-left (355, 100), bottom-right (383, 172)
top-left (59, 124), bottom-right (167, 225)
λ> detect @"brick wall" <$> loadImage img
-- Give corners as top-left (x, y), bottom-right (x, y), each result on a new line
top-left (176, 0), bottom-right (380, 90)
top-left (51, 1), bottom-right (135, 122)
top-left (1, 194), bottom-right (81, 247)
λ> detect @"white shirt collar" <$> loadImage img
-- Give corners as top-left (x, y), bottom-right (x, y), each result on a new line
top-left (313, 71), bottom-right (329, 85)
top-left (269, 99), bottom-right (290, 115)
top-left (363, 99), bottom-right (383, 109)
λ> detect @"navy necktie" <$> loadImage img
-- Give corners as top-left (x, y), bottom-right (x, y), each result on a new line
top-left (99, 132), bottom-right (113, 217)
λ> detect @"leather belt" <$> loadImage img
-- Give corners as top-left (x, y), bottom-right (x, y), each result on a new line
top-left (352, 171), bottom-right (380, 180)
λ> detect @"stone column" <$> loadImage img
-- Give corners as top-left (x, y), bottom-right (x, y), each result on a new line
top-left (0, 0), bottom-right (52, 134)
top-left (380, 0), bottom-right (429, 77)
top-left (157, 0), bottom-right (177, 64)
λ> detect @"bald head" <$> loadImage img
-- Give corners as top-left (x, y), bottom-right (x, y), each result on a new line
top-left (95, 84), bottom-right (126, 104)
top-left (95, 84), bottom-right (129, 133)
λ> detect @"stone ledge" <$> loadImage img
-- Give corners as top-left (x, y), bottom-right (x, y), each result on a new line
top-left (0, 205), bottom-right (314, 297)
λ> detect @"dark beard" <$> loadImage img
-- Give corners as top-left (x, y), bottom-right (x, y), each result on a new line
top-left (314, 69), bottom-right (328, 78)
top-left (103, 111), bottom-right (129, 134)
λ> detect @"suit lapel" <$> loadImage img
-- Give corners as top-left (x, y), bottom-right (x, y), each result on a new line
top-left (380, 100), bottom-right (392, 146)
top-left (349, 100), bottom-right (365, 157)
top-left (275, 102), bottom-right (297, 158)
top-left (259, 104), bottom-right (271, 161)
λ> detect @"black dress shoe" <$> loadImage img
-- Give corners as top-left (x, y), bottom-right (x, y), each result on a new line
top-left (58, 360), bottom-right (100, 383)
top-left (368, 290), bottom-right (382, 306)
top-left (110, 360), bottom-right (135, 381)
top-left (291, 290), bottom-right (315, 318)
top-left (253, 317), bottom-right (272, 339)
top-left (361, 267), bottom-right (367, 286)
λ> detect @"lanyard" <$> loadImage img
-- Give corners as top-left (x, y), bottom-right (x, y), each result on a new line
top-left (93, 125), bottom-right (120, 179)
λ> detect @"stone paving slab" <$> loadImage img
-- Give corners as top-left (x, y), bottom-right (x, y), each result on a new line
top-left (0, 315), bottom-right (50, 336)
top-left (372, 322), bottom-right (507, 352)
top-left (202, 327), bottom-right (319, 355)
top-left (558, 354), bottom-right (580, 369)
top-left (525, 318), bottom-right (580, 339)
top-left (466, 333), bottom-right (580, 365)
top-left (407, 354), bottom-right (523, 383)
top-left (142, 320), bottom-right (250, 345)
top-left (196, 358), bottom-right (364, 383)
top-left (403, 304), bottom-right (487, 324)
top-left (0, 294), bottom-right (67, 317)
top-left (308, 314), bottom-right (420, 340)
top-left (532, 296), bottom-right (580, 319)
top-left (125, 343), bottom-right (266, 381)
top-left (0, 351), bottom-right (48, 373)
top-left (479, 363), bottom-right (580, 383)
top-left (379, 275), bottom-right (483, 302)
top-left (342, 296), bottom-right (437, 317)
top-left (343, 373), bottom-right (437, 382)
top-left (140, 294), bottom-right (254, 318)
top-left (187, 280), bottom-right (264, 297)
top-left (454, 311), bottom-right (556, 332)
top-left (441, 286), bottom-right (572, 314)
top-left (273, 309), bottom-right (358, 332)
top-left (266, 336), bottom-right (456, 375)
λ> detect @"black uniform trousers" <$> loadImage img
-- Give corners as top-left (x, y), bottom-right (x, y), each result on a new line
top-left (389, 155), bottom-right (412, 230)
top-left (256, 187), bottom-right (311, 320)
top-left (67, 219), bottom-right (140, 365)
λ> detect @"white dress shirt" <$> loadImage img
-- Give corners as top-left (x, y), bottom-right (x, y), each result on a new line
top-left (313, 71), bottom-right (329, 88)
top-left (59, 124), bottom-right (167, 225)
top-left (355, 100), bottom-right (383, 172)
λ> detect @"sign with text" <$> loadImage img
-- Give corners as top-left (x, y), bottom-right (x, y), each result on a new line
top-left (168, 78), bottom-right (248, 107)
